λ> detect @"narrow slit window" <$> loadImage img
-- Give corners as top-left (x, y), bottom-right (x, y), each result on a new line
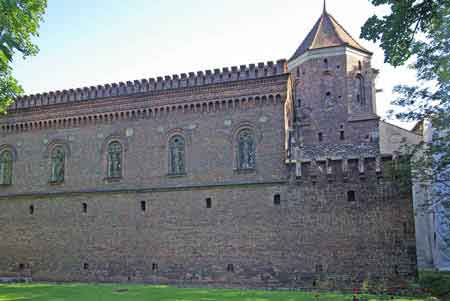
top-left (206, 198), bottom-right (212, 209)
top-left (315, 264), bottom-right (323, 273)
top-left (83, 263), bottom-right (89, 270)
top-left (227, 264), bottom-right (234, 273)
top-left (82, 203), bottom-right (87, 213)
top-left (347, 191), bottom-right (356, 202)
top-left (318, 132), bottom-right (323, 142)
top-left (152, 263), bottom-right (158, 271)
top-left (340, 131), bottom-right (345, 140)
top-left (29, 205), bottom-right (34, 215)
top-left (274, 194), bottom-right (281, 206)
top-left (140, 201), bottom-right (146, 212)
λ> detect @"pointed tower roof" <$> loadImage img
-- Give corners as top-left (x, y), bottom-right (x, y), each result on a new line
top-left (289, 7), bottom-right (372, 62)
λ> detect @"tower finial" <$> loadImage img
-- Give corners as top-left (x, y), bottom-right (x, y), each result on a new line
top-left (323, 0), bottom-right (327, 13)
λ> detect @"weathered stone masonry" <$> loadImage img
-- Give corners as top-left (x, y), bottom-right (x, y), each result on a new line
top-left (0, 8), bottom-right (417, 288)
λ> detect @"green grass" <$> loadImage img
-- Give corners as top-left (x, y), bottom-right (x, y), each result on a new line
top-left (0, 283), bottom-right (430, 301)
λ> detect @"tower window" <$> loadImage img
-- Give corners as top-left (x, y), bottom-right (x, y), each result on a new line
top-left (340, 131), bottom-right (345, 140)
top-left (82, 203), bottom-right (87, 213)
top-left (140, 201), bottom-right (146, 212)
top-left (318, 132), bottom-right (323, 142)
top-left (19, 263), bottom-right (25, 270)
top-left (206, 198), bottom-right (212, 209)
top-left (324, 58), bottom-right (328, 69)
top-left (169, 135), bottom-right (186, 175)
top-left (83, 263), bottom-right (89, 270)
top-left (358, 61), bottom-right (362, 71)
top-left (152, 263), bottom-right (158, 271)
top-left (29, 205), bottom-right (34, 215)
top-left (356, 75), bottom-right (366, 105)
top-left (107, 141), bottom-right (123, 178)
top-left (347, 191), bottom-right (356, 202)
top-left (237, 129), bottom-right (256, 170)
top-left (273, 194), bottom-right (281, 206)
top-left (227, 264), bottom-right (234, 273)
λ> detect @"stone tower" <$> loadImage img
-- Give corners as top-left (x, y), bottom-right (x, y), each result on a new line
top-left (288, 6), bottom-right (380, 162)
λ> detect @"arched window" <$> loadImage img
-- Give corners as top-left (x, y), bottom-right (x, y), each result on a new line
top-left (50, 146), bottom-right (65, 183)
top-left (107, 141), bottom-right (122, 178)
top-left (237, 129), bottom-right (256, 170)
top-left (356, 75), bottom-right (366, 105)
top-left (0, 150), bottom-right (13, 185)
top-left (169, 135), bottom-right (185, 175)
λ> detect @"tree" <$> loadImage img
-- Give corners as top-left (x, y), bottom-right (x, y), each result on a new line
top-left (361, 0), bottom-right (450, 265)
top-left (0, 0), bottom-right (47, 113)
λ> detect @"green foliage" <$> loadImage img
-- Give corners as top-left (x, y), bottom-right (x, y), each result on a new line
top-left (361, 0), bottom-right (445, 67)
top-left (0, 0), bottom-right (47, 113)
top-left (383, 156), bottom-right (413, 194)
top-left (0, 283), bottom-right (430, 301)
top-left (361, 0), bottom-right (450, 121)
top-left (419, 271), bottom-right (450, 299)
top-left (361, 0), bottom-right (450, 212)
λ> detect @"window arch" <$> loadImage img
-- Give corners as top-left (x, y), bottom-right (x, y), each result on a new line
top-left (0, 150), bottom-right (13, 185)
top-left (237, 129), bottom-right (256, 170)
top-left (356, 75), bottom-right (366, 105)
top-left (107, 141), bottom-right (123, 178)
top-left (169, 135), bottom-right (185, 175)
top-left (50, 146), bottom-right (65, 183)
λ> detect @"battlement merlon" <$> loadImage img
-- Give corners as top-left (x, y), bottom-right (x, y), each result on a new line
top-left (9, 60), bottom-right (287, 111)
top-left (288, 146), bottom-right (400, 179)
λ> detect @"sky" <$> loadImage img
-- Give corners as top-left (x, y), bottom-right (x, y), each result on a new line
top-left (11, 0), bottom-right (418, 128)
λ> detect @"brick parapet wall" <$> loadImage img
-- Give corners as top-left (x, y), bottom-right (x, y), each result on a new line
top-left (10, 60), bottom-right (287, 111)
top-left (1, 75), bottom-right (288, 136)
top-left (0, 172), bottom-right (417, 289)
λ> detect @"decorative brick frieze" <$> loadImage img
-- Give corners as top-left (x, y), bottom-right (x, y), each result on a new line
top-left (1, 93), bottom-right (284, 135)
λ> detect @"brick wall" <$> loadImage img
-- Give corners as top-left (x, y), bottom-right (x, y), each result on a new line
top-left (0, 160), bottom-right (416, 288)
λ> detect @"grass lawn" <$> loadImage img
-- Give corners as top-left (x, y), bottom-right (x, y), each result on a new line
top-left (0, 283), bottom-right (430, 301)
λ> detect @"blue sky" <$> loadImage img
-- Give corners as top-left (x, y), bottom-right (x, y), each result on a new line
top-left (11, 0), bottom-right (417, 127)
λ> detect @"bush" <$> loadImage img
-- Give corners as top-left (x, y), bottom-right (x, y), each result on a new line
top-left (419, 271), bottom-right (450, 298)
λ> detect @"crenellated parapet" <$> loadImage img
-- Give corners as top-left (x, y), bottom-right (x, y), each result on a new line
top-left (291, 147), bottom-right (399, 183)
top-left (10, 60), bottom-right (287, 111)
